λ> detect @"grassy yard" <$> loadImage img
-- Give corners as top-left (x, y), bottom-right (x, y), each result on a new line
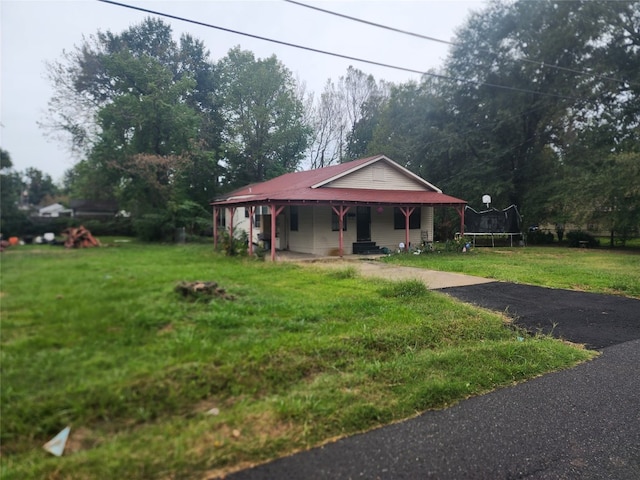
top-left (385, 245), bottom-right (640, 298)
top-left (1, 242), bottom-right (596, 479)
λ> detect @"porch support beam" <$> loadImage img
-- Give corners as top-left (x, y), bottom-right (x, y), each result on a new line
top-left (269, 204), bottom-right (285, 262)
top-left (400, 206), bottom-right (415, 252)
top-left (213, 207), bottom-right (219, 251)
top-left (331, 205), bottom-right (351, 257)
top-left (455, 205), bottom-right (466, 236)
top-left (228, 207), bottom-right (236, 245)
top-left (248, 206), bottom-right (255, 256)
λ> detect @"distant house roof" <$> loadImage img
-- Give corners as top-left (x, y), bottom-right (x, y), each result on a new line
top-left (38, 203), bottom-right (73, 217)
top-left (70, 199), bottom-right (119, 217)
top-left (213, 155), bottom-right (466, 207)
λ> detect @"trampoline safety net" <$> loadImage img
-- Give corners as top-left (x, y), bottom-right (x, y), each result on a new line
top-left (464, 205), bottom-right (521, 234)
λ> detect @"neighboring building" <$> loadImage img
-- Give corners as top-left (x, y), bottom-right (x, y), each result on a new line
top-left (212, 155), bottom-right (467, 260)
top-left (70, 200), bottom-right (119, 218)
top-left (37, 203), bottom-right (73, 218)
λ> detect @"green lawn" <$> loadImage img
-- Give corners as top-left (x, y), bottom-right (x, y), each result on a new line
top-left (1, 243), bottom-right (596, 479)
top-left (385, 245), bottom-right (640, 298)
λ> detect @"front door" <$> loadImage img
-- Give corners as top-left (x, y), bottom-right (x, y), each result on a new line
top-left (356, 206), bottom-right (371, 242)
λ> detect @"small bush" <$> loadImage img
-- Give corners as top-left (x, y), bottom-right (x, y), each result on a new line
top-left (133, 212), bottom-right (174, 241)
top-left (218, 230), bottom-right (248, 256)
top-left (443, 237), bottom-right (469, 252)
top-left (527, 230), bottom-right (555, 245)
top-left (566, 231), bottom-right (600, 248)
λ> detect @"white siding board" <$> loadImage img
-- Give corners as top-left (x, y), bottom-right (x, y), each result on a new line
top-left (325, 162), bottom-right (428, 191)
top-left (370, 207), bottom-right (433, 251)
top-left (310, 207), bottom-right (357, 255)
top-left (287, 206), bottom-right (316, 254)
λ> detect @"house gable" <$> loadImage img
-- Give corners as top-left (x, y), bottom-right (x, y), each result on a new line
top-left (322, 161), bottom-right (425, 191)
top-left (311, 155), bottom-right (442, 193)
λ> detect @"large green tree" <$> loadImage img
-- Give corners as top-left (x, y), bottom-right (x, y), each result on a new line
top-left (22, 167), bottom-right (59, 206)
top-left (46, 18), bottom-right (222, 215)
top-left (218, 47), bottom-right (311, 187)
top-left (354, 0), bottom-right (639, 238)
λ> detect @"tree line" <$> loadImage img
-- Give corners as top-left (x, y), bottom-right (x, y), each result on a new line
top-left (2, 0), bottom-right (638, 243)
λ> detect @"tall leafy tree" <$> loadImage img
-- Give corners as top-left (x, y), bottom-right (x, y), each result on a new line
top-left (22, 167), bottom-right (59, 206)
top-left (0, 150), bottom-right (27, 234)
top-left (45, 18), bottom-right (223, 215)
top-left (361, 0), bottom-right (639, 234)
top-left (218, 47), bottom-right (310, 187)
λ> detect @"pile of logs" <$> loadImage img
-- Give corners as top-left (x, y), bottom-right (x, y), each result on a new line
top-left (62, 226), bottom-right (101, 249)
top-left (175, 281), bottom-right (235, 301)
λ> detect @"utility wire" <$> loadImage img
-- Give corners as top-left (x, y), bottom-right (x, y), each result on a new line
top-left (284, 0), bottom-right (638, 88)
top-left (97, 0), bottom-right (580, 101)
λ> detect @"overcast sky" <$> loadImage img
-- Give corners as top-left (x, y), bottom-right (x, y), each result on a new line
top-left (1, 0), bottom-right (484, 182)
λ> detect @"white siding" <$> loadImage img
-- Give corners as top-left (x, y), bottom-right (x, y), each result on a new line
top-left (287, 206), bottom-right (316, 254)
top-left (324, 162), bottom-right (427, 191)
top-left (371, 207), bottom-right (433, 251)
top-left (309, 207), bottom-right (358, 255)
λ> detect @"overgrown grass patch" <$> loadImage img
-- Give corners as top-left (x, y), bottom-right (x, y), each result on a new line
top-left (385, 246), bottom-right (640, 298)
top-left (1, 243), bottom-right (595, 479)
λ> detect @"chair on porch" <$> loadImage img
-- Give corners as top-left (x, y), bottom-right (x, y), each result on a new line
top-left (420, 230), bottom-right (433, 251)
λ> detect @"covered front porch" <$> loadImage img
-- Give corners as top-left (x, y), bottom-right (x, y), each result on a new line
top-left (212, 201), bottom-right (466, 261)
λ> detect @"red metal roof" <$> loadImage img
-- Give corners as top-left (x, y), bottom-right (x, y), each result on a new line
top-left (213, 155), bottom-right (466, 207)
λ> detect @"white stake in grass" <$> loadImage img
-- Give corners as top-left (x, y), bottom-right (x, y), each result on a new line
top-left (43, 426), bottom-right (70, 457)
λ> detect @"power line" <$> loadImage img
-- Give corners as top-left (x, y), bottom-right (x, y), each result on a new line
top-left (284, 0), bottom-right (638, 88)
top-left (96, 0), bottom-right (580, 101)
top-left (284, 0), bottom-right (453, 47)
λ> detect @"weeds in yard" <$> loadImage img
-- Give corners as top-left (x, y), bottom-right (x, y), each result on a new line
top-left (0, 243), bottom-right (596, 479)
top-left (384, 246), bottom-right (640, 298)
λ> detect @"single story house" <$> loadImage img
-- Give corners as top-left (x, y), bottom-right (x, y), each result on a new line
top-left (212, 155), bottom-right (467, 260)
top-left (37, 203), bottom-right (74, 218)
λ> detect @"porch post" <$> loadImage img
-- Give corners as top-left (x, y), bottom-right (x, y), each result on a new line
top-left (228, 207), bottom-right (236, 243)
top-left (213, 207), bottom-right (219, 250)
top-left (332, 205), bottom-right (350, 257)
top-left (269, 204), bottom-right (285, 262)
top-left (401, 207), bottom-right (415, 252)
top-left (455, 205), bottom-right (466, 236)
top-left (248, 206), bottom-right (255, 256)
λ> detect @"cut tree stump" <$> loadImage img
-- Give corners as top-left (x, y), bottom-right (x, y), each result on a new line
top-left (175, 281), bottom-right (235, 301)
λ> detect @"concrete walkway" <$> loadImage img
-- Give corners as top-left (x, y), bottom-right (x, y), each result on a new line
top-left (289, 255), bottom-right (494, 290)
top-left (350, 260), bottom-right (494, 289)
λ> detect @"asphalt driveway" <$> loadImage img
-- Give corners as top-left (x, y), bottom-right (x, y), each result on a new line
top-left (223, 272), bottom-right (640, 480)
top-left (441, 282), bottom-right (640, 349)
